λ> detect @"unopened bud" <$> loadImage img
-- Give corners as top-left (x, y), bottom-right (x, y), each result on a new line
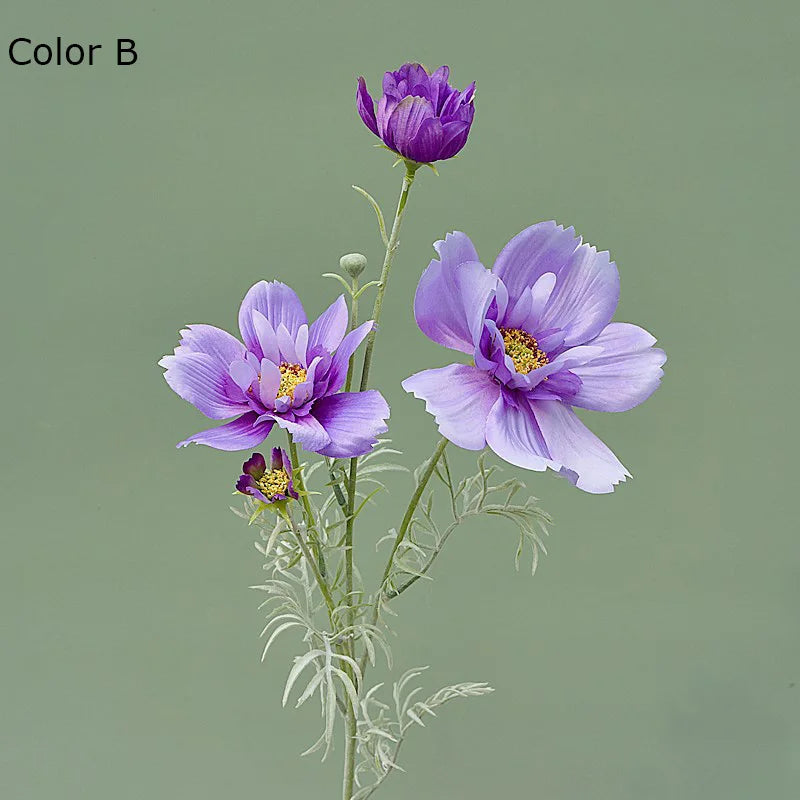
top-left (340, 252), bottom-right (367, 278)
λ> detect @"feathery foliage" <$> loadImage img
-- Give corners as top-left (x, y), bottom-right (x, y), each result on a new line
top-left (233, 445), bottom-right (550, 793)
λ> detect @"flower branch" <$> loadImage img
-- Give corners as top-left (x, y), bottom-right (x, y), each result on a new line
top-left (158, 58), bottom-right (667, 800)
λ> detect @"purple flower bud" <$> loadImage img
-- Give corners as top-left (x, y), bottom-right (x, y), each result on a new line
top-left (235, 449), bottom-right (299, 504)
top-left (356, 63), bottom-right (475, 164)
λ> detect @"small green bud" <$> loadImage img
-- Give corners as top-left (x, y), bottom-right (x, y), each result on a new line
top-left (340, 252), bottom-right (367, 278)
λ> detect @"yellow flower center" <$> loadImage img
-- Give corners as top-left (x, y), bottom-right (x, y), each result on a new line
top-left (256, 468), bottom-right (290, 501)
top-left (277, 362), bottom-right (307, 399)
top-left (499, 327), bottom-right (549, 374)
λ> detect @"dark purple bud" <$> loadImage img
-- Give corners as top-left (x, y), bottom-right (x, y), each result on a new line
top-left (236, 447), bottom-right (298, 505)
top-left (356, 63), bottom-right (475, 164)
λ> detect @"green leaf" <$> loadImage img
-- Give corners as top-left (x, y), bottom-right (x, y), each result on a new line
top-left (353, 280), bottom-right (382, 300)
top-left (321, 272), bottom-right (354, 295)
top-left (352, 185), bottom-right (389, 246)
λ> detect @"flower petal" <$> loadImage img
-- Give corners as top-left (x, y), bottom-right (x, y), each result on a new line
top-left (438, 120), bottom-right (471, 159)
top-left (414, 258), bottom-right (497, 353)
top-left (356, 77), bottom-right (379, 135)
top-left (531, 400), bottom-right (630, 493)
top-left (236, 473), bottom-right (262, 499)
top-left (251, 311), bottom-right (280, 364)
top-left (289, 356), bottom-right (321, 407)
top-left (273, 413), bottom-right (331, 454)
top-left (386, 95), bottom-right (434, 157)
top-left (570, 323), bottom-right (666, 412)
top-left (522, 272), bottom-right (557, 331)
top-left (160, 352), bottom-right (248, 419)
top-left (270, 446), bottom-right (290, 474)
top-left (275, 323), bottom-right (299, 363)
top-left (406, 117), bottom-right (444, 163)
top-left (325, 320), bottom-right (375, 393)
top-left (528, 369), bottom-right (583, 402)
top-left (312, 391), bottom-right (390, 458)
top-left (508, 343), bottom-right (603, 392)
top-left (176, 324), bottom-right (245, 367)
top-left (238, 281), bottom-right (307, 354)
top-left (295, 324), bottom-right (309, 366)
top-left (428, 65), bottom-right (451, 112)
top-left (402, 364), bottom-right (500, 450)
top-left (308, 295), bottom-right (349, 355)
top-left (376, 95), bottom-right (399, 140)
top-left (538, 243), bottom-right (619, 347)
top-left (229, 359), bottom-right (257, 394)
top-left (243, 452), bottom-right (266, 479)
top-left (485, 395), bottom-right (552, 472)
top-left (259, 359), bottom-right (281, 408)
top-left (491, 221), bottom-right (580, 304)
top-left (433, 230), bottom-right (480, 269)
top-left (499, 285), bottom-right (533, 329)
top-left (178, 412), bottom-right (272, 450)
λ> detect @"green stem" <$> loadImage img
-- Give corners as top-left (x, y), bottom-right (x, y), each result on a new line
top-left (342, 270), bottom-right (360, 621)
top-left (344, 162), bottom-right (419, 649)
top-left (343, 272), bottom-right (359, 394)
top-left (385, 514), bottom-right (461, 599)
top-left (286, 433), bottom-right (327, 578)
top-left (358, 436), bottom-right (448, 676)
top-left (379, 437), bottom-right (448, 596)
top-left (342, 696), bottom-right (358, 800)
top-left (342, 163), bottom-right (419, 800)
top-left (357, 163), bottom-right (418, 394)
top-left (281, 507), bottom-right (337, 623)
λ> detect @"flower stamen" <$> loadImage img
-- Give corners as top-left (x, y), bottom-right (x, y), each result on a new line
top-left (277, 362), bottom-right (307, 399)
top-left (256, 468), bottom-right (290, 501)
top-left (499, 328), bottom-right (549, 374)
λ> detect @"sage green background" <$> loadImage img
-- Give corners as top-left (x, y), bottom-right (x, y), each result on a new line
top-left (1, 1), bottom-right (797, 798)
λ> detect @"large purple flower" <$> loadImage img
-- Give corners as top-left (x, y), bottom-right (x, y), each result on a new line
top-left (356, 63), bottom-right (475, 163)
top-left (402, 223), bottom-right (666, 493)
top-left (159, 281), bottom-right (390, 456)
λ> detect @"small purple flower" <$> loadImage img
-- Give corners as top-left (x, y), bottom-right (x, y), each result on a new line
top-left (159, 281), bottom-right (390, 456)
top-left (402, 223), bottom-right (666, 494)
top-left (236, 449), bottom-right (299, 505)
top-left (357, 63), bottom-right (475, 164)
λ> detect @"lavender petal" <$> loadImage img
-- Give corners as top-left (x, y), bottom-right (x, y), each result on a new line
top-left (538, 243), bottom-right (619, 347)
top-left (402, 364), bottom-right (500, 450)
top-left (570, 323), bottom-right (666, 412)
top-left (160, 351), bottom-right (249, 419)
top-left (312, 391), bottom-right (390, 458)
top-left (175, 324), bottom-right (245, 367)
top-left (238, 281), bottom-right (307, 354)
top-left (178, 412), bottom-right (272, 451)
top-left (531, 400), bottom-right (630, 493)
top-left (308, 295), bottom-right (349, 355)
top-left (414, 259), bottom-right (497, 353)
top-left (273, 413), bottom-right (332, 454)
top-left (492, 221), bottom-right (580, 305)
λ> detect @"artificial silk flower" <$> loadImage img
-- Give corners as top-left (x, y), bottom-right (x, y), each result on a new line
top-left (159, 281), bottom-right (390, 457)
top-left (236, 449), bottom-right (299, 505)
top-left (402, 222), bottom-right (666, 493)
top-left (357, 63), bottom-right (475, 163)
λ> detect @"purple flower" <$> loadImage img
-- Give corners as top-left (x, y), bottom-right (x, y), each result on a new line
top-left (236, 449), bottom-right (299, 504)
top-left (159, 281), bottom-right (390, 456)
top-left (402, 222), bottom-right (666, 494)
top-left (357, 63), bottom-right (475, 164)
